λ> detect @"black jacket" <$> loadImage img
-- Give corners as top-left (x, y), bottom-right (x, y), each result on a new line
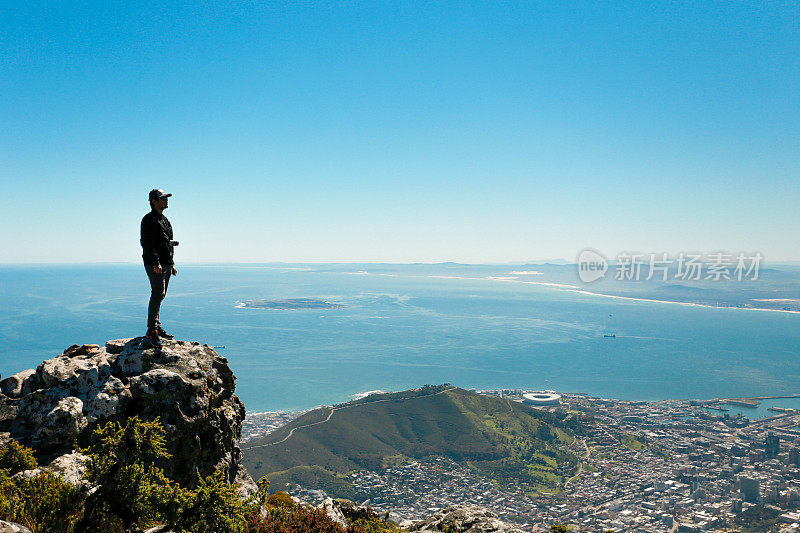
top-left (140, 210), bottom-right (174, 266)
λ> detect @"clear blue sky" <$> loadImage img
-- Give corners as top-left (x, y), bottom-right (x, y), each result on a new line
top-left (2, 2), bottom-right (798, 263)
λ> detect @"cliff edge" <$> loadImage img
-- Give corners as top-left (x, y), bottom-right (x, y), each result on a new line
top-left (0, 338), bottom-right (256, 494)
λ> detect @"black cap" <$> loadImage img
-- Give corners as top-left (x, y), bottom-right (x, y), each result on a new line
top-left (148, 189), bottom-right (172, 201)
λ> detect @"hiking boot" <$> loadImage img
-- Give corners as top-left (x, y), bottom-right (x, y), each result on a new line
top-left (146, 329), bottom-right (162, 347)
top-left (156, 326), bottom-right (174, 339)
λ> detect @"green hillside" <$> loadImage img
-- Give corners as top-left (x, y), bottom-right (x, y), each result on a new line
top-left (242, 385), bottom-right (583, 498)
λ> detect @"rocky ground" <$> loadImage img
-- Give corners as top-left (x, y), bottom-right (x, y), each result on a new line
top-left (0, 338), bottom-right (255, 493)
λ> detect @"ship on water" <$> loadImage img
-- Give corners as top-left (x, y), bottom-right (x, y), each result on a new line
top-left (603, 313), bottom-right (616, 338)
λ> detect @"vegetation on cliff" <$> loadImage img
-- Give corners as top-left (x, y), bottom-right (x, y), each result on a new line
top-left (0, 417), bottom-right (398, 533)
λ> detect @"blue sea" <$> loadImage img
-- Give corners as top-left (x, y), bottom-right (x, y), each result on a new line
top-left (1, 264), bottom-right (799, 412)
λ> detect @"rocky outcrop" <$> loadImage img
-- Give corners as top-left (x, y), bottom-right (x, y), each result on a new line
top-left (0, 521), bottom-right (32, 533)
top-left (402, 504), bottom-right (527, 532)
top-left (0, 338), bottom-right (256, 495)
top-left (318, 498), bottom-right (348, 529)
top-left (314, 499), bottom-right (526, 533)
top-left (13, 451), bottom-right (89, 486)
top-left (317, 497), bottom-right (393, 529)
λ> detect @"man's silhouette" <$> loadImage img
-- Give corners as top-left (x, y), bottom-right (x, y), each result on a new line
top-left (140, 189), bottom-right (178, 347)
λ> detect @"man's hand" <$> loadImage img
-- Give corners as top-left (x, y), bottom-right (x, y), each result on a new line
top-left (154, 264), bottom-right (163, 274)
top-left (172, 266), bottom-right (178, 276)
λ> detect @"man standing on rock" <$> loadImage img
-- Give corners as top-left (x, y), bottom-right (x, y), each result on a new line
top-left (141, 189), bottom-right (178, 347)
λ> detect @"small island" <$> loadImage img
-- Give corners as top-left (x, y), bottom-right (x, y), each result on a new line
top-left (237, 298), bottom-right (345, 310)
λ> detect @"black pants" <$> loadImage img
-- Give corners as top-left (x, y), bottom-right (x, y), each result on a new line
top-left (145, 264), bottom-right (171, 330)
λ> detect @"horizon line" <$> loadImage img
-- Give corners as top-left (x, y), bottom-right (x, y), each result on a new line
top-left (3, 260), bottom-right (800, 267)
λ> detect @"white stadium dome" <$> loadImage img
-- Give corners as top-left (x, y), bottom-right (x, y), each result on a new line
top-left (522, 391), bottom-right (561, 406)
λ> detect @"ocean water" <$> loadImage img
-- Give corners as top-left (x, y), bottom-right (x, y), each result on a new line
top-left (1, 264), bottom-right (799, 412)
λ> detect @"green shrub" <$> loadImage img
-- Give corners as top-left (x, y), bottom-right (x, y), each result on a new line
top-left (350, 516), bottom-right (400, 533)
top-left (81, 416), bottom-right (175, 529)
top-left (0, 469), bottom-right (24, 525)
top-left (15, 471), bottom-right (85, 533)
top-left (265, 491), bottom-right (296, 510)
top-left (256, 476), bottom-right (271, 504)
top-left (0, 440), bottom-right (37, 475)
top-left (175, 469), bottom-right (256, 533)
top-left (85, 415), bottom-right (171, 469)
top-left (245, 506), bottom-right (367, 533)
top-left (0, 439), bottom-right (85, 533)
top-left (81, 416), bottom-right (264, 532)
top-left (442, 521), bottom-right (458, 533)
top-left (0, 467), bottom-right (86, 533)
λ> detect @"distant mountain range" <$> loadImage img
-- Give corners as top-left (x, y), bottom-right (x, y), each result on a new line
top-left (242, 386), bottom-right (584, 500)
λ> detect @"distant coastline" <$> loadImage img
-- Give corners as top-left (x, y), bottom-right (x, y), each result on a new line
top-left (566, 288), bottom-right (800, 314)
top-left (410, 271), bottom-right (800, 315)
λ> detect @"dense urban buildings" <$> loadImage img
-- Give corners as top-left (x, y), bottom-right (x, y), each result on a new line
top-left (243, 391), bottom-right (800, 532)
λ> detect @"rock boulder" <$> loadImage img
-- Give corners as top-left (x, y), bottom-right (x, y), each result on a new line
top-left (404, 504), bottom-right (527, 532)
top-left (0, 338), bottom-right (255, 495)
